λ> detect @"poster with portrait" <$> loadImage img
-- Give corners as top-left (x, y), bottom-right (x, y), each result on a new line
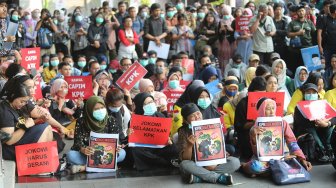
top-left (86, 132), bottom-right (119, 173)
top-left (301, 45), bottom-right (323, 72)
top-left (256, 117), bottom-right (284, 162)
top-left (191, 118), bottom-right (226, 166)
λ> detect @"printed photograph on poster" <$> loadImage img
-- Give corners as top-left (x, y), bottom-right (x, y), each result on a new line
top-left (191, 118), bottom-right (226, 167)
top-left (297, 100), bottom-right (336, 121)
top-left (301, 45), bottom-right (323, 72)
top-left (86, 132), bottom-right (119, 173)
top-left (181, 59), bottom-right (194, 81)
top-left (255, 117), bottom-right (284, 162)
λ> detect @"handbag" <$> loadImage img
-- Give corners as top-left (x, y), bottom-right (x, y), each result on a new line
top-left (269, 156), bottom-right (311, 185)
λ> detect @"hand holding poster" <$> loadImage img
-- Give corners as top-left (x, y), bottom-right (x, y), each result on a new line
top-left (181, 59), bottom-right (195, 81)
top-left (297, 100), bottom-right (336, 121)
top-left (129, 114), bottom-right (172, 148)
top-left (86, 132), bottom-right (118, 173)
top-left (147, 41), bottom-right (170, 59)
top-left (191, 118), bottom-right (226, 166)
top-left (116, 62), bottom-right (147, 91)
top-left (301, 45), bottom-right (323, 72)
top-left (247, 92), bottom-right (285, 120)
top-left (64, 76), bottom-right (93, 99)
top-left (15, 141), bottom-right (59, 176)
top-left (235, 16), bottom-right (252, 32)
top-left (163, 90), bottom-right (184, 115)
top-left (255, 117), bottom-right (284, 162)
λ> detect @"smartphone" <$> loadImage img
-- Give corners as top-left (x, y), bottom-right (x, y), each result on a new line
top-left (30, 68), bottom-right (37, 77)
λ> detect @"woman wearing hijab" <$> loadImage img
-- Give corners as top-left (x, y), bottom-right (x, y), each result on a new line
top-left (191, 86), bottom-right (221, 120)
top-left (129, 92), bottom-right (178, 171)
top-left (244, 67), bottom-right (256, 88)
top-left (67, 96), bottom-right (125, 174)
top-left (162, 68), bottom-right (184, 92)
top-left (139, 78), bottom-right (167, 115)
top-left (293, 66), bottom-right (308, 89)
top-left (241, 98), bottom-right (312, 177)
top-left (212, 76), bottom-right (239, 108)
top-left (201, 66), bottom-right (219, 84)
top-left (223, 91), bottom-right (247, 130)
top-left (93, 70), bottom-right (112, 98)
top-left (69, 12), bottom-right (90, 60)
top-left (23, 10), bottom-right (37, 48)
top-left (271, 59), bottom-right (295, 95)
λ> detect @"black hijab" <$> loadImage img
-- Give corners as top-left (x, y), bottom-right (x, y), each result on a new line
top-left (191, 86), bottom-right (221, 120)
top-left (175, 80), bottom-right (204, 107)
top-left (133, 92), bottom-right (164, 117)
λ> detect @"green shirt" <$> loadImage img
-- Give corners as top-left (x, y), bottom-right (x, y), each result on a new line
top-left (288, 19), bottom-right (316, 47)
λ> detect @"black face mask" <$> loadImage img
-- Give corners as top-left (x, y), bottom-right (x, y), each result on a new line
top-left (155, 66), bottom-right (164, 74)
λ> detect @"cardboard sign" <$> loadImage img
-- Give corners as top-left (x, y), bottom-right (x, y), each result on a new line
top-left (205, 79), bottom-right (221, 96)
top-left (21, 47), bottom-right (41, 71)
top-left (148, 41), bottom-right (170, 59)
top-left (191, 118), bottom-right (226, 166)
top-left (163, 90), bottom-right (184, 115)
top-left (181, 59), bottom-right (195, 81)
top-left (163, 80), bottom-right (190, 90)
top-left (301, 45), bottom-right (323, 72)
top-left (297, 100), bottom-right (336, 121)
top-left (235, 16), bottom-right (252, 32)
top-left (129, 114), bottom-right (172, 148)
top-left (256, 117), bottom-right (284, 162)
top-left (64, 76), bottom-right (93, 99)
top-left (116, 62), bottom-right (147, 90)
top-left (247, 92), bottom-right (285, 120)
top-left (86, 132), bottom-right (118, 173)
top-left (15, 141), bottom-right (59, 176)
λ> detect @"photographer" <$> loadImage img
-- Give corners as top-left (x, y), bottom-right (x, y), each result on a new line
top-left (35, 8), bottom-right (58, 56)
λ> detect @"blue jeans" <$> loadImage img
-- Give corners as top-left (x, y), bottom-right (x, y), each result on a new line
top-left (67, 149), bottom-right (126, 165)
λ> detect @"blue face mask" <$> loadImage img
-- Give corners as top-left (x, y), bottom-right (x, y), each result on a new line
top-left (197, 12), bottom-right (205, 19)
top-left (197, 98), bottom-right (211, 109)
top-left (53, 19), bottom-right (58, 25)
top-left (109, 106), bottom-right (121, 113)
top-left (176, 3), bottom-right (184, 10)
top-left (160, 13), bottom-right (165, 19)
top-left (192, 13), bottom-right (197, 18)
top-left (78, 61), bottom-right (86, 68)
top-left (223, 15), bottom-right (230, 20)
top-left (100, 65), bottom-right (107, 70)
top-left (50, 60), bottom-right (59, 67)
top-left (109, 69), bottom-right (117, 74)
top-left (92, 108), bottom-right (107, 121)
top-left (143, 103), bottom-right (157, 116)
top-left (304, 93), bottom-right (318, 101)
top-left (232, 63), bottom-right (242, 69)
top-left (166, 11), bottom-right (174, 18)
top-left (43, 62), bottom-right (49, 67)
top-left (149, 57), bottom-right (157, 64)
top-left (96, 17), bottom-right (104, 24)
top-left (188, 124), bottom-right (192, 129)
top-left (12, 15), bottom-right (19, 21)
top-left (75, 15), bottom-right (83, 22)
top-left (226, 90), bottom-right (237, 97)
top-left (133, 81), bottom-right (140, 90)
top-left (141, 12), bottom-right (148, 18)
top-left (140, 59), bottom-right (149, 67)
top-left (169, 80), bottom-right (180, 89)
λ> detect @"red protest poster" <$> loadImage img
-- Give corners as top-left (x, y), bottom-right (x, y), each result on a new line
top-left (163, 90), bottom-right (183, 115)
top-left (256, 117), bottom-right (284, 162)
top-left (34, 79), bottom-right (43, 100)
top-left (163, 80), bottom-right (190, 89)
top-left (191, 118), bottom-right (226, 166)
top-left (247, 92), bottom-right (285, 120)
top-left (181, 59), bottom-right (195, 81)
top-left (86, 132), bottom-right (118, 172)
top-left (116, 62), bottom-right (147, 90)
top-left (129, 114), bottom-right (172, 148)
top-left (235, 16), bottom-right (252, 32)
top-left (64, 76), bottom-right (93, 99)
top-left (297, 100), bottom-right (336, 121)
top-left (15, 141), bottom-right (59, 176)
top-left (21, 47), bottom-right (40, 71)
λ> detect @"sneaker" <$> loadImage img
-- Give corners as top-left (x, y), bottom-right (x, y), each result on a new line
top-left (217, 173), bottom-right (233, 185)
top-left (317, 150), bottom-right (330, 163)
top-left (170, 159), bottom-right (180, 168)
top-left (327, 149), bottom-right (335, 162)
top-left (189, 174), bottom-right (202, 184)
top-left (70, 165), bottom-right (85, 174)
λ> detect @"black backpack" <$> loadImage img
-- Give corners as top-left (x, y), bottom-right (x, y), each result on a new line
top-left (297, 133), bottom-right (316, 161)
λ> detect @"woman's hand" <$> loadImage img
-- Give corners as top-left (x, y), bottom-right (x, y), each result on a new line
top-left (187, 135), bottom-right (197, 147)
top-left (25, 118), bottom-right (35, 128)
top-left (315, 119), bottom-right (330, 128)
top-left (300, 158), bottom-right (312, 171)
top-left (253, 126), bottom-right (265, 136)
top-left (127, 128), bottom-right (134, 136)
top-left (75, 97), bottom-right (84, 109)
top-left (80, 146), bottom-right (95, 156)
top-left (167, 137), bottom-right (173, 145)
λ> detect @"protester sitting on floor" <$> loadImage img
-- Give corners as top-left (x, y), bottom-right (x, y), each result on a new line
top-left (178, 103), bottom-right (240, 185)
top-left (67, 96), bottom-right (126, 174)
top-left (128, 92), bottom-right (178, 171)
top-left (212, 76), bottom-right (239, 108)
top-left (241, 98), bottom-right (312, 177)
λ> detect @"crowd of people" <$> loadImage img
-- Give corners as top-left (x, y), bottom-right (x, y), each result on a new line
top-left (1, 0), bottom-right (336, 185)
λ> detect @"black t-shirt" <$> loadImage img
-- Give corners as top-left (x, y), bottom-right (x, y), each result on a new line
top-left (20, 100), bottom-right (35, 117)
top-left (0, 100), bottom-right (21, 129)
top-left (316, 15), bottom-right (336, 47)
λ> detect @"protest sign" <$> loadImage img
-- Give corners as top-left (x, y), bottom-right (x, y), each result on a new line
top-left (256, 117), bottom-right (284, 162)
top-left (148, 41), bottom-right (170, 59)
top-left (64, 76), bottom-right (93, 99)
top-left (247, 92), bottom-right (284, 120)
top-left (129, 114), bottom-right (172, 148)
top-left (15, 141), bottom-right (59, 176)
top-left (21, 47), bottom-right (41, 71)
top-left (235, 16), bottom-right (252, 32)
top-left (297, 100), bottom-right (336, 121)
top-left (163, 90), bottom-right (183, 115)
top-left (205, 79), bottom-right (221, 96)
top-left (191, 118), bottom-right (226, 166)
top-left (3, 22), bottom-right (18, 50)
top-left (301, 45), bottom-right (323, 72)
top-left (181, 59), bottom-right (195, 81)
top-left (116, 62), bottom-right (147, 90)
top-left (86, 132), bottom-right (118, 173)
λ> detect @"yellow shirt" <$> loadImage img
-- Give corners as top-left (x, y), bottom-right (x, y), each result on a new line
top-left (43, 67), bottom-right (57, 84)
top-left (171, 105), bottom-right (182, 137)
top-left (325, 88), bottom-right (336, 109)
top-left (223, 102), bottom-right (235, 129)
top-left (286, 89), bottom-right (325, 115)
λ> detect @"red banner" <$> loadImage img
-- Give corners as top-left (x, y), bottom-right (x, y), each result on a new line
top-left (64, 76), bottom-right (93, 99)
top-left (247, 92), bottom-right (285, 120)
top-left (15, 141), bottom-right (59, 176)
top-left (297, 100), bottom-right (336, 121)
top-left (129, 114), bottom-right (172, 147)
top-left (116, 62), bottom-right (147, 90)
top-left (235, 16), bottom-right (252, 32)
top-left (21, 47), bottom-right (40, 71)
top-left (182, 59), bottom-right (195, 81)
top-left (163, 90), bottom-right (183, 114)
